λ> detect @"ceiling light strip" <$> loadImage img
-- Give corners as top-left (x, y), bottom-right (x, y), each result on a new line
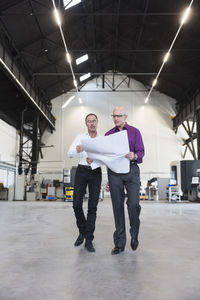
top-left (52, 0), bottom-right (82, 104)
top-left (145, 0), bottom-right (194, 103)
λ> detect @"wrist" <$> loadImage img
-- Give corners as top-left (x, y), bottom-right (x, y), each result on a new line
top-left (134, 154), bottom-right (138, 161)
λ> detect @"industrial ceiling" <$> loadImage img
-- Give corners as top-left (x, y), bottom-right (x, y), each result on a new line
top-left (0, 0), bottom-right (200, 130)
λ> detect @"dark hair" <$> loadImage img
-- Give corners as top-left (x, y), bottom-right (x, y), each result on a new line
top-left (85, 113), bottom-right (98, 122)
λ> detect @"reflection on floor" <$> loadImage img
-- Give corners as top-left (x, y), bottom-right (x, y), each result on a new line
top-left (0, 200), bottom-right (200, 300)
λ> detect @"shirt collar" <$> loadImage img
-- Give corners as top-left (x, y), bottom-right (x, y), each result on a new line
top-left (114, 122), bottom-right (129, 132)
top-left (86, 132), bottom-right (99, 137)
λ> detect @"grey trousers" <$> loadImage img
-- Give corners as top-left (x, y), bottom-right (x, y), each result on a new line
top-left (108, 163), bottom-right (141, 248)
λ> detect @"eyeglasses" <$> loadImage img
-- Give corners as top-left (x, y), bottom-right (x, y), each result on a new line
top-left (111, 114), bottom-right (126, 118)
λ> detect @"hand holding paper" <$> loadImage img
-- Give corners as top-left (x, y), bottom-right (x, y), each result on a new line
top-left (82, 131), bottom-right (130, 173)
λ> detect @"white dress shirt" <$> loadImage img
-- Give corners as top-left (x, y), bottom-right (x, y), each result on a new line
top-left (68, 132), bottom-right (102, 169)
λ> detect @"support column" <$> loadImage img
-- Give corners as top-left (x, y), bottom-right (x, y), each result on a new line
top-left (196, 109), bottom-right (200, 159)
top-left (18, 109), bottom-right (26, 175)
top-left (31, 112), bottom-right (39, 174)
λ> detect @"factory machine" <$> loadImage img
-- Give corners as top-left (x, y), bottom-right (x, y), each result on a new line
top-left (170, 160), bottom-right (200, 201)
top-left (63, 167), bottom-right (77, 201)
top-left (188, 169), bottom-right (200, 202)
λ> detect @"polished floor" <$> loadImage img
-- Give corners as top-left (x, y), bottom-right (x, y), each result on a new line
top-left (0, 199), bottom-right (200, 300)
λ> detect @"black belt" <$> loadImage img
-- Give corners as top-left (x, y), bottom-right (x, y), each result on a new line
top-left (78, 164), bottom-right (92, 170)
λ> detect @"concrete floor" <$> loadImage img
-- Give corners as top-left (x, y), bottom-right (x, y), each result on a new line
top-left (0, 200), bottom-right (200, 300)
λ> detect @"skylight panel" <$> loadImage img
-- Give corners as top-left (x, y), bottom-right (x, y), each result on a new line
top-left (76, 54), bottom-right (89, 65)
top-left (80, 73), bottom-right (91, 82)
top-left (64, 0), bottom-right (81, 10)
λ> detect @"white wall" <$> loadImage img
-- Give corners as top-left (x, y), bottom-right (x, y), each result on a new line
top-left (40, 76), bottom-right (194, 181)
top-left (0, 77), bottom-right (194, 182)
top-left (0, 119), bottom-right (17, 190)
top-left (0, 119), bottom-right (18, 163)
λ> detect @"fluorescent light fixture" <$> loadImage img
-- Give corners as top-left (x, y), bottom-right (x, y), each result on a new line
top-left (144, 97), bottom-right (149, 104)
top-left (62, 95), bottom-right (75, 108)
top-left (66, 52), bottom-right (71, 63)
top-left (76, 54), bottom-right (88, 65)
top-left (73, 79), bottom-right (78, 87)
top-left (79, 97), bottom-right (83, 104)
top-left (152, 79), bottom-right (157, 87)
top-left (54, 9), bottom-right (61, 26)
top-left (181, 7), bottom-right (191, 24)
top-left (163, 52), bottom-right (170, 63)
top-left (80, 72), bottom-right (91, 82)
top-left (64, 0), bottom-right (81, 10)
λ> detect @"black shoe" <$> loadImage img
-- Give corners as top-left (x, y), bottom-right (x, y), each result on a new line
top-left (131, 238), bottom-right (139, 251)
top-left (74, 233), bottom-right (84, 246)
top-left (85, 241), bottom-right (95, 252)
top-left (111, 246), bottom-right (125, 255)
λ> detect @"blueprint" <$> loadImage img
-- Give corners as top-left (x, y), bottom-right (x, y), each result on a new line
top-left (82, 130), bottom-right (130, 173)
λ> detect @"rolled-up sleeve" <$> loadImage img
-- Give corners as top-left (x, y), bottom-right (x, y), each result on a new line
top-left (67, 134), bottom-right (81, 158)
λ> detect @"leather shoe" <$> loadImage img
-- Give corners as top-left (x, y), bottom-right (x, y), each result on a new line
top-left (111, 247), bottom-right (125, 255)
top-left (74, 233), bottom-right (84, 246)
top-left (131, 238), bottom-right (139, 251)
top-left (85, 241), bottom-right (95, 252)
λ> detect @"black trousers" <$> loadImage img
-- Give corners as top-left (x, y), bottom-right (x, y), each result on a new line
top-left (73, 165), bottom-right (102, 241)
top-left (108, 163), bottom-right (141, 248)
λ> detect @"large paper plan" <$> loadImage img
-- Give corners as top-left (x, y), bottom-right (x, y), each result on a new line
top-left (82, 130), bottom-right (130, 173)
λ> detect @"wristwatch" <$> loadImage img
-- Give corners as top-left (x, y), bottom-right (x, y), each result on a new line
top-left (133, 154), bottom-right (138, 161)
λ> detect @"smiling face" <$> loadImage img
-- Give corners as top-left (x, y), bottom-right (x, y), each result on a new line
top-left (85, 114), bottom-right (98, 133)
top-left (112, 106), bottom-right (127, 129)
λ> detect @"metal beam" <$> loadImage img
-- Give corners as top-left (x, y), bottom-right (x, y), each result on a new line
top-left (33, 72), bottom-right (160, 76)
top-left (23, 47), bottom-right (200, 53)
top-left (112, 0), bottom-right (121, 72)
top-left (0, 42), bottom-right (55, 129)
top-left (31, 111), bottom-right (39, 174)
top-left (182, 122), bottom-right (197, 160)
top-left (91, 0), bottom-right (97, 76)
top-left (18, 108), bottom-right (26, 175)
top-left (17, 109), bottom-right (46, 175)
top-left (1, 12), bottom-right (200, 16)
top-left (73, 89), bottom-right (148, 92)
top-left (128, 0), bottom-right (149, 74)
top-left (173, 93), bottom-right (200, 130)
top-left (197, 109), bottom-right (200, 159)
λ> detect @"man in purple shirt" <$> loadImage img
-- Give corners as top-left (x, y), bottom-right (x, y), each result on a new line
top-left (105, 106), bottom-right (144, 255)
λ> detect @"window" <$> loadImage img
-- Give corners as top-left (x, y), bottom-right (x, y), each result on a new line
top-left (76, 54), bottom-right (89, 65)
top-left (63, 0), bottom-right (81, 10)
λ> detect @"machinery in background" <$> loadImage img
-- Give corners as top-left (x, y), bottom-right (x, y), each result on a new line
top-left (40, 179), bottom-right (63, 200)
top-left (26, 174), bottom-right (41, 201)
top-left (188, 169), bottom-right (200, 202)
top-left (171, 160), bottom-right (200, 201)
top-left (166, 184), bottom-right (182, 202)
top-left (14, 166), bottom-right (101, 201)
top-left (0, 182), bottom-right (8, 200)
top-left (63, 167), bottom-right (104, 202)
top-left (15, 174), bottom-right (25, 200)
top-left (15, 174), bottom-right (40, 201)
top-left (63, 167), bottom-right (77, 202)
top-left (146, 177), bottom-right (158, 200)
top-left (145, 177), bottom-right (170, 201)
top-left (14, 174), bottom-right (63, 201)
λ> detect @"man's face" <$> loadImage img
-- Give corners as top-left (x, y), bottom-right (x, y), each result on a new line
top-left (112, 108), bottom-right (127, 128)
top-left (86, 115), bottom-right (98, 132)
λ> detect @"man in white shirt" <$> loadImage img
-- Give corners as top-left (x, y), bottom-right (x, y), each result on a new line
top-left (68, 113), bottom-right (102, 252)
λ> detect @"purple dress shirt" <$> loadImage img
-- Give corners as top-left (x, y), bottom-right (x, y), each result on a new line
top-left (105, 123), bottom-right (145, 164)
